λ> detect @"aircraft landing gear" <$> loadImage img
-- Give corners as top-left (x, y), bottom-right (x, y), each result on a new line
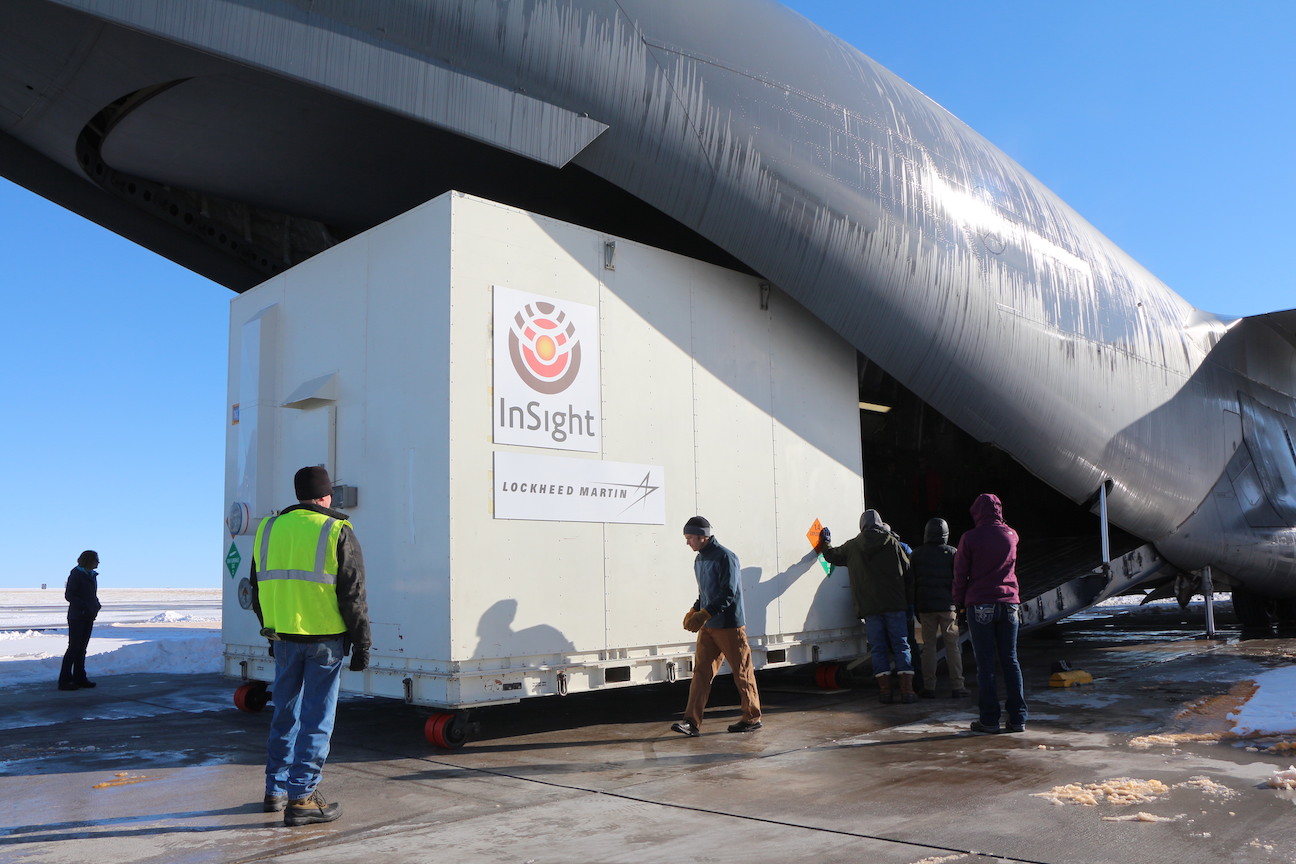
top-left (1230, 587), bottom-right (1295, 640)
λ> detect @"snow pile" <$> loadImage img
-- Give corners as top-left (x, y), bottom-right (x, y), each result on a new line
top-left (0, 629), bottom-right (45, 642)
top-left (143, 610), bottom-right (217, 623)
top-left (0, 631), bottom-right (222, 683)
top-left (1101, 812), bottom-right (1179, 823)
top-left (0, 589), bottom-right (222, 685)
top-left (1267, 767), bottom-right (1296, 790)
top-left (1034, 776), bottom-right (1239, 808)
top-left (1034, 778), bottom-right (1170, 807)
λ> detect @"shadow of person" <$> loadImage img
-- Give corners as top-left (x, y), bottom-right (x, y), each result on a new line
top-left (472, 598), bottom-right (575, 660)
top-left (742, 550), bottom-right (824, 639)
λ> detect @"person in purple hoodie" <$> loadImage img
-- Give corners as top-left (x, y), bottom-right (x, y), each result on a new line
top-left (952, 494), bottom-right (1027, 734)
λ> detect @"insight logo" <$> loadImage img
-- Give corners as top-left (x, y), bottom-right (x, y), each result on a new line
top-left (508, 300), bottom-right (581, 394)
top-left (493, 285), bottom-right (601, 453)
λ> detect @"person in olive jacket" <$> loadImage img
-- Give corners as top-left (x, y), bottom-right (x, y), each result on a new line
top-left (58, 550), bottom-right (102, 691)
top-left (817, 510), bottom-right (916, 703)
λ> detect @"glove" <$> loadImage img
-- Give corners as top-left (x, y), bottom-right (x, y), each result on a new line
top-left (683, 608), bottom-right (698, 629)
top-left (815, 527), bottom-right (831, 552)
top-left (266, 641), bottom-right (275, 659)
top-left (684, 609), bottom-right (712, 632)
top-left (349, 647), bottom-right (369, 672)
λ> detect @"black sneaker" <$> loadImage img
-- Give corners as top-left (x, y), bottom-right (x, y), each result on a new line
top-left (57, 682), bottom-right (80, 691)
top-left (727, 719), bottom-right (762, 733)
top-left (969, 721), bottom-right (1002, 734)
top-left (670, 720), bottom-right (700, 737)
top-left (284, 789), bottom-right (342, 826)
top-left (74, 680), bottom-right (97, 689)
top-left (263, 793), bottom-right (288, 812)
top-left (1005, 723), bottom-right (1026, 733)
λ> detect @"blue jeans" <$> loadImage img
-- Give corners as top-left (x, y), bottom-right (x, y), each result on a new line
top-left (967, 603), bottom-right (1026, 729)
top-left (865, 610), bottom-right (913, 676)
top-left (266, 637), bottom-right (344, 799)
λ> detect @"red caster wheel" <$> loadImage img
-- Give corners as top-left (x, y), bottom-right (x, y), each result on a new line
top-left (814, 662), bottom-right (843, 689)
top-left (423, 710), bottom-right (470, 749)
top-left (234, 682), bottom-right (271, 712)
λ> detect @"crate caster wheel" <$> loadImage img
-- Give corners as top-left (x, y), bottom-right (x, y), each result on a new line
top-left (814, 662), bottom-right (844, 689)
top-left (424, 711), bottom-right (470, 749)
top-left (234, 682), bottom-right (270, 712)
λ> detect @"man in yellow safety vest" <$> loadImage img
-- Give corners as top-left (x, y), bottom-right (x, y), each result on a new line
top-left (251, 465), bottom-right (370, 826)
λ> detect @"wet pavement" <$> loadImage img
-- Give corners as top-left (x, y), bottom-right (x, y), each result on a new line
top-left (3, 610), bottom-right (1296, 864)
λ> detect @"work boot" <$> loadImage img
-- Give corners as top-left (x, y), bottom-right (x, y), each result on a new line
top-left (875, 673), bottom-right (894, 704)
top-left (263, 793), bottom-right (288, 812)
top-left (898, 672), bottom-right (917, 704)
top-left (284, 789), bottom-right (342, 826)
top-left (670, 719), bottom-right (700, 737)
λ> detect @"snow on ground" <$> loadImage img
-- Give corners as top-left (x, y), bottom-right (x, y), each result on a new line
top-left (1230, 666), bottom-right (1296, 736)
top-left (0, 589), bottom-right (222, 685)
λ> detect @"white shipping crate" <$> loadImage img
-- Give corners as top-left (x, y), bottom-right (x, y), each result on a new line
top-left (221, 192), bottom-right (866, 724)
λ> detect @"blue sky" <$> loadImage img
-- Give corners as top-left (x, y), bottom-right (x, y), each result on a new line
top-left (2, 2), bottom-right (1292, 589)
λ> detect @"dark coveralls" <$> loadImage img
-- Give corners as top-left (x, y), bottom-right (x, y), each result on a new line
top-left (60, 566), bottom-right (101, 687)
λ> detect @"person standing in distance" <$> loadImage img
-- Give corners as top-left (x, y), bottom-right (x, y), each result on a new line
top-left (58, 550), bottom-right (102, 691)
top-left (953, 493), bottom-right (1026, 734)
top-left (671, 516), bottom-right (763, 736)
top-left (251, 466), bottom-right (371, 826)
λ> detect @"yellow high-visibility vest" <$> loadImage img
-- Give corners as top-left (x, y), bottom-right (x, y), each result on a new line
top-left (253, 509), bottom-right (349, 636)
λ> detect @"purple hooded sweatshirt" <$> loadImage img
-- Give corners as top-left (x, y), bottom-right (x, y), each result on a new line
top-left (952, 493), bottom-right (1020, 606)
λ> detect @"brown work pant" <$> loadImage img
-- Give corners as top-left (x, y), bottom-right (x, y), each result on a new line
top-left (684, 625), bottom-right (762, 729)
top-left (919, 610), bottom-right (965, 692)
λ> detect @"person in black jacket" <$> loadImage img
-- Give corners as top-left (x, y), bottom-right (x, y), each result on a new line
top-left (911, 518), bottom-right (969, 698)
top-left (58, 550), bottom-right (102, 691)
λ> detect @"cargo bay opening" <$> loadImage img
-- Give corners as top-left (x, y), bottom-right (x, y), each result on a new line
top-left (851, 354), bottom-right (1144, 608)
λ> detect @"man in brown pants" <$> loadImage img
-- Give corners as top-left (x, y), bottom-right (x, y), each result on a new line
top-left (671, 516), bottom-right (762, 736)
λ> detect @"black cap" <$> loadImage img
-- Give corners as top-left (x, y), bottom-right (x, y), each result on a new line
top-left (294, 466), bottom-right (333, 501)
top-left (683, 515), bottom-right (712, 537)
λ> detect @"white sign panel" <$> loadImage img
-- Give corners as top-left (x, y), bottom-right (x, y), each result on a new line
top-left (495, 451), bottom-right (665, 524)
top-left (493, 285), bottom-right (601, 452)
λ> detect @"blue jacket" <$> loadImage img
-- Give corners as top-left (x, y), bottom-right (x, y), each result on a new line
top-left (691, 537), bottom-right (745, 629)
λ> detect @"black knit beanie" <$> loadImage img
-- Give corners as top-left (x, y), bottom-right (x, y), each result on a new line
top-left (294, 466), bottom-right (333, 500)
top-left (683, 515), bottom-right (712, 537)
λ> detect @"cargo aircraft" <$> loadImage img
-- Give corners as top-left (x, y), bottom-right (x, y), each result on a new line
top-left (3, 0), bottom-right (1293, 633)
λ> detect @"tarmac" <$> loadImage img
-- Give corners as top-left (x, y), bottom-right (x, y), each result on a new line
top-left (3, 608), bottom-right (1296, 864)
